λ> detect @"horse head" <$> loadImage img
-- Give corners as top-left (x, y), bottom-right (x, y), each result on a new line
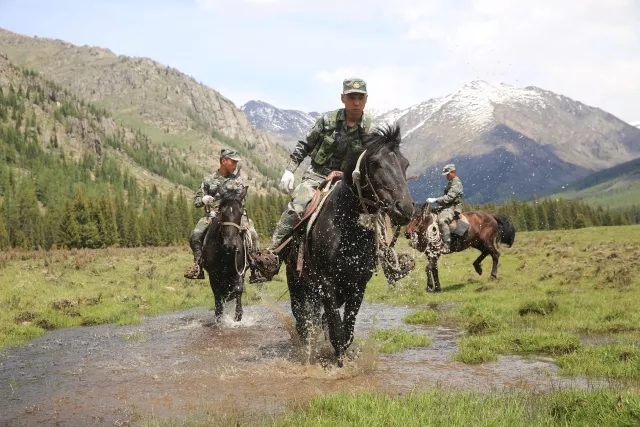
top-left (217, 185), bottom-right (248, 253)
top-left (405, 202), bottom-right (432, 239)
top-left (345, 123), bottom-right (415, 225)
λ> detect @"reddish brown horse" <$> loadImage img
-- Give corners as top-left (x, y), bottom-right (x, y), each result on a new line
top-left (404, 203), bottom-right (516, 292)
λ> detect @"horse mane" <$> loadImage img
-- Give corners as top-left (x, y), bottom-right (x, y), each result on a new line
top-left (362, 122), bottom-right (402, 153)
top-left (343, 122), bottom-right (402, 185)
top-left (218, 185), bottom-right (247, 206)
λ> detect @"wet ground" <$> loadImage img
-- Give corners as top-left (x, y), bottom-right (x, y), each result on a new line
top-left (0, 300), bottom-right (600, 426)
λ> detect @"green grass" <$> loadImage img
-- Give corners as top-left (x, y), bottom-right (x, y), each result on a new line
top-left (361, 225), bottom-right (640, 379)
top-left (554, 179), bottom-right (640, 210)
top-left (2, 225), bottom-right (640, 381)
top-left (373, 328), bottom-right (431, 354)
top-left (142, 389), bottom-right (640, 427)
top-left (269, 389), bottom-right (640, 427)
top-left (0, 246), bottom-right (264, 350)
top-left (403, 309), bottom-right (439, 325)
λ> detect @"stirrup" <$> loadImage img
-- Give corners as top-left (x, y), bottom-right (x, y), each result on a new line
top-left (184, 263), bottom-right (204, 280)
top-left (253, 249), bottom-right (281, 281)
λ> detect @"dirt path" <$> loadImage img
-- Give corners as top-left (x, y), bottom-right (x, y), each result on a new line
top-left (0, 302), bottom-right (595, 426)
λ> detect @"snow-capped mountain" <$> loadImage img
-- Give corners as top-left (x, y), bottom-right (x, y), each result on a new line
top-left (374, 81), bottom-right (640, 202)
top-left (241, 100), bottom-right (316, 150)
top-left (631, 121), bottom-right (640, 129)
top-left (244, 81), bottom-right (640, 203)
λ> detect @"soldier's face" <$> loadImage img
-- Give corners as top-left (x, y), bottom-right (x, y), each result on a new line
top-left (341, 93), bottom-right (367, 118)
top-left (220, 158), bottom-right (238, 175)
top-left (446, 171), bottom-right (455, 181)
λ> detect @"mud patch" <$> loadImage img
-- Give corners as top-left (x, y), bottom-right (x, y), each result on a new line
top-left (0, 302), bottom-right (597, 426)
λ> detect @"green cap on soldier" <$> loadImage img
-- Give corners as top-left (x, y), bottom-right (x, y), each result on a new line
top-left (220, 148), bottom-right (242, 161)
top-left (442, 164), bottom-right (456, 175)
top-left (343, 78), bottom-right (367, 94)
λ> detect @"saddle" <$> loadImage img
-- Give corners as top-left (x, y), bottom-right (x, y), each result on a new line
top-left (298, 171), bottom-right (344, 227)
top-left (448, 211), bottom-right (470, 237)
top-left (253, 172), bottom-right (343, 280)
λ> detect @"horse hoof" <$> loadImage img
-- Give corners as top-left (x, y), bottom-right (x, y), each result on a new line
top-left (426, 287), bottom-right (435, 293)
top-left (489, 275), bottom-right (497, 281)
top-left (337, 359), bottom-right (344, 368)
top-left (474, 267), bottom-right (483, 276)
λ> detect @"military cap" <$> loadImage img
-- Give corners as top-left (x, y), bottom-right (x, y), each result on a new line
top-left (220, 148), bottom-right (242, 161)
top-left (442, 164), bottom-right (456, 175)
top-left (343, 77), bottom-right (367, 94)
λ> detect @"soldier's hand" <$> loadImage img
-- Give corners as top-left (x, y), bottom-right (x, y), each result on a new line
top-left (426, 197), bottom-right (436, 204)
top-left (202, 195), bottom-right (214, 206)
top-left (279, 170), bottom-right (295, 192)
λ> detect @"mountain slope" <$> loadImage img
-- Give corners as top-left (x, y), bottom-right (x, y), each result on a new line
top-left (0, 53), bottom-right (200, 195)
top-left (0, 54), bottom-right (209, 250)
top-left (549, 156), bottom-right (640, 209)
top-left (373, 81), bottom-right (640, 203)
top-left (241, 100), bottom-right (315, 151)
top-left (0, 27), bottom-right (290, 191)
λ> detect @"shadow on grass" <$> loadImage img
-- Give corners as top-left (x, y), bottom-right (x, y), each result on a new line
top-left (425, 283), bottom-right (467, 293)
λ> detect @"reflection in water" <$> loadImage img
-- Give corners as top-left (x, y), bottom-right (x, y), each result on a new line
top-left (0, 301), bottom-right (601, 426)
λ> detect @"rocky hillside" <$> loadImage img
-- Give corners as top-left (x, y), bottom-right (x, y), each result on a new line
top-left (0, 53), bottom-right (199, 195)
top-left (240, 100), bottom-right (317, 151)
top-left (0, 28), bottom-right (290, 192)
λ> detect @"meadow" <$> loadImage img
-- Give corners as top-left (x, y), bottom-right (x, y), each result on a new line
top-left (1, 225), bottom-right (639, 425)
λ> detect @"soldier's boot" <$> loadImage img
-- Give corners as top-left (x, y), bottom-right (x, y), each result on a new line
top-left (253, 211), bottom-right (297, 280)
top-left (441, 226), bottom-right (451, 254)
top-left (248, 259), bottom-right (267, 284)
top-left (184, 248), bottom-right (204, 280)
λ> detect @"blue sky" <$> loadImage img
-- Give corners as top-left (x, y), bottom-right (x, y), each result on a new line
top-left (0, 0), bottom-right (639, 122)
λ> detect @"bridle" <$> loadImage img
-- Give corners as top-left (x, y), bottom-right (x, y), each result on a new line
top-left (217, 200), bottom-right (248, 276)
top-left (351, 149), bottom-right (387, 214)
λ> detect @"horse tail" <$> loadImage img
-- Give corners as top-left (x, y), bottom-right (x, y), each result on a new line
top-left (492, 214), bottom-right (516, 247)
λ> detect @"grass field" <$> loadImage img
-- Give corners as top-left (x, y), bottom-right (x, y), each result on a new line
top-left (554, 180), bottom-right (640, 210)
top-left (2, 225), bottom-right (640, 425)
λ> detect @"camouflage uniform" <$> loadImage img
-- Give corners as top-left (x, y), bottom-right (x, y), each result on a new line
top-left (184, 149), bottom-right (260, 279)
top-left (268, 79), bottom-right (372, 250)
top-left (433, 164), bottom-right (464, 251)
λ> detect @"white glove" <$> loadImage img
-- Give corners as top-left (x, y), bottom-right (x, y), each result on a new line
top-left (426, 198), bottom-right (436, 204)
top-left (202, 195), bottom-right (214, 206)
top-left (279, 170), bottom-right (295, 192)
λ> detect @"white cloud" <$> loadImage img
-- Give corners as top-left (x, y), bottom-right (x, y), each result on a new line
top-left (194, 0), bottom-right (640, 121)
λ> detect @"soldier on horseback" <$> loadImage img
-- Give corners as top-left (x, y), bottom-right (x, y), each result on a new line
top-left (255, 78), bottom-right (412, 282)
top-left (425, 163), bottom-right (464, 254)
top-left (183, 148), bottom-right (261, 280)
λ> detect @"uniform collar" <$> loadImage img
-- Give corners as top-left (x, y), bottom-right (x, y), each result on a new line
top-left (215, 168), bottom-right (238, 179)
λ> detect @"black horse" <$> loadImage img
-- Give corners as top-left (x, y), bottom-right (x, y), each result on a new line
top-left (283, 123), bottom-right (414, 367)
top-left (201, 185), bottom-right (249, 322)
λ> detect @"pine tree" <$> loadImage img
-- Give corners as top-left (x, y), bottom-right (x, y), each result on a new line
top-left (58, 200), bottom-right (81, 249)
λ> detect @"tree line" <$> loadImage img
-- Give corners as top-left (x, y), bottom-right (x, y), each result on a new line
top-left (465, 198), bottom-right (639, 232)
top-left (1, 63), bottom-right (638, 252)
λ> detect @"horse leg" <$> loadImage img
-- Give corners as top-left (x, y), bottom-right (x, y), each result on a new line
top-left (214, 293), bottom-right (224, 320)
top-left (322, 291), bottom-right (346, 367)
top-left (342, 287), bottom-right (365, 350)
top-left (473, 252), bottom-right (489, 276)
top-left (427, 258), bottom-right (441, 292)
top-left (234, 276), bottom-right (243, 322)
top-left (488, 247), bottom-right (500, 280)
top-left (432, 263), bottom-right (441, 292)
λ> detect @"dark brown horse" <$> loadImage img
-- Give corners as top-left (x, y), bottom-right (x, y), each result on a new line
top-left (404, 203), bottom-right (515, 292)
